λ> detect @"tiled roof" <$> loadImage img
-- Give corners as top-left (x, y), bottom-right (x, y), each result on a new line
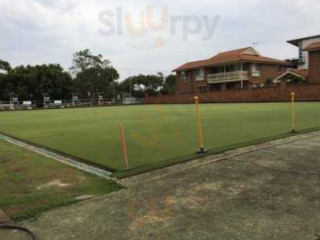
top-left (304, 42), bottom-right (320, 51)
top-left (173, 47), bottom-right (288, 71)
top-left (289, 69), bottom-right (309, 78)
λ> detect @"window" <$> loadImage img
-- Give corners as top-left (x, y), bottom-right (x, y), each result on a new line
top-left (252, 64), bottom-right (261, 77)
top-left (194, 69), bottom-right (204, 81)
top-left (181, 71), bottom-right (188, 81)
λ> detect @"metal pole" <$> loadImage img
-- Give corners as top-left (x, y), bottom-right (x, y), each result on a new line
top-left (194, 96), bottom-right (207, 154)
top-left (291, 92), bottom-right (296, 133)
top-left (129, 68), bottom-right (132, 97)
top-left (118, 123), bottom-right (129, 169)
top-left (113, 81), bottom-right (116, 101)
top-left (42, 93), bottom-right (46, 109)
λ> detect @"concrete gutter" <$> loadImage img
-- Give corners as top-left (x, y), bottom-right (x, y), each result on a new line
top-left (0, 133), bottom-right (112, 179)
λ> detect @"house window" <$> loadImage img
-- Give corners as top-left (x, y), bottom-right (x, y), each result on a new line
top-left (181, 71), bottom-right (188, 81)
top-left (194, 69), bottom-right (204, 81)
top-left (252, 64), bottom-right (261, 77)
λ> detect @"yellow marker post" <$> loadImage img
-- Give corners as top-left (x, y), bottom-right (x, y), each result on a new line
top-left (290, 92), bottom-right (296, 133)
top-left (118, 123), bottom-right (129, 169)
top-left (194, 96), bottom-right (207, 154)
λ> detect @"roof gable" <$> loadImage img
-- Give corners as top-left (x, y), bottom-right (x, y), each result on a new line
top-left (240, 47), bottom-right (260, 56)
top-left (274, 69), bottom-right (308, 82)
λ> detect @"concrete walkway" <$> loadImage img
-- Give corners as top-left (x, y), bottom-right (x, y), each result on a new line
top-left (23, 131), bottom-right (320, 240)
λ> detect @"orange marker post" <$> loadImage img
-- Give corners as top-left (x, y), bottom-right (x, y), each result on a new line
top-left (118, 123), bottom-right (129, 169)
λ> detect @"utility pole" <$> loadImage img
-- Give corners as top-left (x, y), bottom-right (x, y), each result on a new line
top-left (111, 68), bottom-right (116, 102)
top-left (129, 68), bottom-right (132, 97)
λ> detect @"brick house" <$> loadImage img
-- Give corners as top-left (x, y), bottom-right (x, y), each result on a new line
top-left (304, 42), bottom-right (320, 83)
top-left (173, 47), bottom-right (288, 94)
top-left (275, 36), bottom-right (320, 84)
top-left (287, 35), bottom-right (320, 69)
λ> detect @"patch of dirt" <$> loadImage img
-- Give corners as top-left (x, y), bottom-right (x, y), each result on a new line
top-left (0, 208), bottom-right (10, 223)
top-left (193, 182), bottom-right (222, 192)
top-left (0, 157), bottom-right (10, 164)
top-left (37, 179), bottom-right (72, 190)
top-left (163, 196), bottom-right (179, 206)
top-left (128, 196), bottom-right (171, 232)
top-left (129, 212), bottom-right (170, 232)
top-left (180, 196), bottom-right (209, 210)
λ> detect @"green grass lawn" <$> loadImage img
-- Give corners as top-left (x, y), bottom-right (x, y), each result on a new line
top-left (0, 103), bottom-right (319, 171)
top-left (0, 139), bottom-right (122, 221)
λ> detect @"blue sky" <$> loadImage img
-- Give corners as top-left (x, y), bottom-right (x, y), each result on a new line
top-left (0, 0), bottom-right (319, 79)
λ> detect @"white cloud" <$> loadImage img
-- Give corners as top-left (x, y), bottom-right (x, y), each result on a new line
top-left (0, 0), bottom-right (319, 79)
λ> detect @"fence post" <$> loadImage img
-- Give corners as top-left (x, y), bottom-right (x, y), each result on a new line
top-left (290, 92), bottom-right (296, 133)
top-left (194, 96), bottom-right (207, 154)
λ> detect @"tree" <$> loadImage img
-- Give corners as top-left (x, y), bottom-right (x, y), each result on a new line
top-left (160, 74), bottom-right (176, 94)
top-left (71, 49), bottom-right (119, 100)
top-left (0, 59), bottom-right (11, 72)
top-left (0, 64), bottom-right (73, 101)
top-left (119, 73), bottom-right (164, 97)
top-left (0, 60), bottom-right (11, 100)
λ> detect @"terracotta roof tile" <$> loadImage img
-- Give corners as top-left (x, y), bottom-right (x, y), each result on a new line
top-left (173, 47), bottom-right (288, 71)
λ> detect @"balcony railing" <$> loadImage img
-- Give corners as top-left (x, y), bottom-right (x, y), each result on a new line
top-left (207, 71), bottom-right (249, 84)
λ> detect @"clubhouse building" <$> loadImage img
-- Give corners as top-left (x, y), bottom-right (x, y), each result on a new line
top-left (173, 35), bottom-right (320, 94)
top-left (173, 47), bottom-right (289, 94)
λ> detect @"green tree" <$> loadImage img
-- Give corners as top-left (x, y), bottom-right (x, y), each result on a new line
top-left (71, 49), bottom-right (119, 100)
top-left (119, 73), bottom-right (164, 97)
top-left (1, 64), bottom-right (73, 101)
top-left (0, 59), bottom-right (11, 72)
top-left (160, 74), bottom-right (176, 95)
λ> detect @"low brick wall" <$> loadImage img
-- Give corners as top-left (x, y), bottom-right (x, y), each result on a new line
top-left (145, 83), bottom-right (320, 104)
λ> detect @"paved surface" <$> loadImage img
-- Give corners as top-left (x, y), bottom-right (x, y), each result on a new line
top-left (19, 131), bottom-right (320, 240)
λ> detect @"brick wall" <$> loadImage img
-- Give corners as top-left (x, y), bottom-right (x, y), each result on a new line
top-left (309, 51), bottom-right (320, 83)
top-left (176, 70), bottom-right (208, 94)
top-left (146, 83), bottom-right (320, 104)
top-left (250, 65), bottom-right (286, 85)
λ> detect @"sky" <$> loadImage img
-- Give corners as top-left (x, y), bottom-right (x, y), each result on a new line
top-left (0, 0), bottom-right (319, 80)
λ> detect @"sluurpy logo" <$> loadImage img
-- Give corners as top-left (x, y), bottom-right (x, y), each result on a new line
top-left (98, 4), bottom-right (220, 50)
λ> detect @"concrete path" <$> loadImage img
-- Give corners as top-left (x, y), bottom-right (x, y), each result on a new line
top-left (23, 131), bottom-right (320, 240)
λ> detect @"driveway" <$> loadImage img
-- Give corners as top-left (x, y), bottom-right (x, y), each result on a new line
top-left (21, 131), bottom-right (320, 240)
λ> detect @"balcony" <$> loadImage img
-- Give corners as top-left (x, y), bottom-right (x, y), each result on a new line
top-left (207, 71), bottom-right (249, 84)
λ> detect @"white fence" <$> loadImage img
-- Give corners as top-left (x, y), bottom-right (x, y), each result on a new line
top-left (0, 97), bottom-right (145, 111)
top-left (207, 71), bottom-right (249, 84)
